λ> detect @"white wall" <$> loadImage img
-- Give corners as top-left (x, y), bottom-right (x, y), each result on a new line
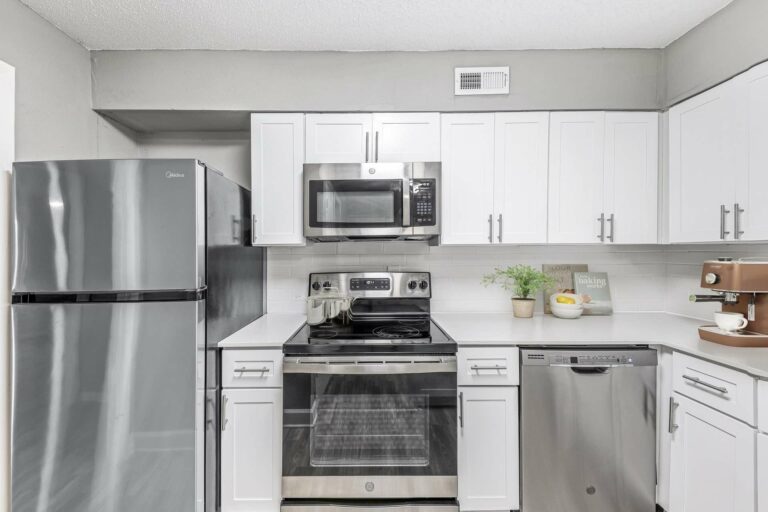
top-left (266, 242), bottom-right (768, 320)
top-left (0, 59), bottom-right (14, 512)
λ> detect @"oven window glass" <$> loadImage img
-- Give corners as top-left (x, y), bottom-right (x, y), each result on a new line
top-left (310, 394), bottom-right (429, 467)
top-left (317, 191), bottom-right (395, 224)
top-left (308, 180), bottom-right (403, 228)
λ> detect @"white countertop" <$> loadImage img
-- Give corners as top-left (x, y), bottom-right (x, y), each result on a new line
top-left (217, 312), bottom-right (768, 378)
top-left (432, 312), bottom-right (768, 378)
top-left (217, 313), bottom-right (305, 348)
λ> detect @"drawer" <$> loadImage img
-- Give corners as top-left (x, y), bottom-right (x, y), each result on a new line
top-left (673, 352), bottom-right (755, 425)
top-left (760, 380), bottom-right (768, 433)
top-left (222, 349), bottom-right (283, 388)
top-left (458, 347), bottom-right (519, 386)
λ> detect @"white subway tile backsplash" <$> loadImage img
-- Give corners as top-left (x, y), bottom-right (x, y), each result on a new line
top-left (265, 242), bottom-right (768, 315)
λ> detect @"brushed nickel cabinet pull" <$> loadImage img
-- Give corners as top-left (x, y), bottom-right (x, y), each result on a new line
top-left (597, 213), bottom-right (605, 242)
top-left (459, 392), bottom-right (464, 429)
top-left (471, 364), bottom-right (508, 371)
top-left (606, 213), bottom-right (615, 242)
top-left (488, 214), bottom-right (493, 243)
top-left (683, 374), bottom-right (728, 394)
top-left (497, 214), bottom-right (503, 243)
top-left (668, 397), bottom-right (679, 434)
top-left (734, 203), bottom-right (744, 240)
top-left (221, 394), bottom-right (228, 431)
top-left (720, 205), bottom-right (731, 240)
top-left (365, 132), bottom-right (370, 162)
top-left (375, 131), bottom-right (379, 162)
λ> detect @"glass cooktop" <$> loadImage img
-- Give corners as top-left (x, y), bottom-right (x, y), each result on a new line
top-left (284, 318), bottom-right (456, 355)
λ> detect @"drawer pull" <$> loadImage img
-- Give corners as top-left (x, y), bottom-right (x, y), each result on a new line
top-left (459, 392), bottom-right (464, 429)
top-left (668, 397), bottom-right (679, 434)
top-left (470, 364), bottom-right (507, 371)
top-left (236, 366), bottom-right (271, 376)
top-left (683, 374), bottom-right (728, 394)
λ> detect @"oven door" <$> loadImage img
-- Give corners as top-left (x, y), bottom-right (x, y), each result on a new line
top-left (304, 163), bottom-right (412, 239)
top-left (282, 355), bottom-right (457, 499)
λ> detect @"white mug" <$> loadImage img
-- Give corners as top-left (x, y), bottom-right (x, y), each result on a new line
top-left (714, 311), bottom-right (749, 332)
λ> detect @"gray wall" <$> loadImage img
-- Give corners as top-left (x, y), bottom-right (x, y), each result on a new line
top-left (91, 49), bottom-right (664, 112)
top-left (0, 0), bottom-right (99, 160)
top-left (664, 0), bottom-right (768, 106)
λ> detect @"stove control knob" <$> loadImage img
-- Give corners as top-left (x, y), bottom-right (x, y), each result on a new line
top-left (323, 281), bottom-right (332, 289)
top-left (704, 272), bottom-right (719, 285)
top-left (407, 280), bottom-right (418, 290)
top-left (419, 280), bottom-right (429, 290)
top-left (312, 282), bottom-right (321, 291)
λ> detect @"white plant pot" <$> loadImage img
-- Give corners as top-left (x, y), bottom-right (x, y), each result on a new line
top-left (512, 298), bottom-right (535, 318)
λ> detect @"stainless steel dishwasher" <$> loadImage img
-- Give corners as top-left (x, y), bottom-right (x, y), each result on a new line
top-left (521, 348), bottom-right (657, 512)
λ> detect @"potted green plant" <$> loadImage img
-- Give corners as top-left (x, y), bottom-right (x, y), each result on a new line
top-left (482, 265), bottom-right (555, 318)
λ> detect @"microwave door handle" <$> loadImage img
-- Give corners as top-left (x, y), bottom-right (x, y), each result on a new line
top-left (402, 178), bottom-right (411, 227)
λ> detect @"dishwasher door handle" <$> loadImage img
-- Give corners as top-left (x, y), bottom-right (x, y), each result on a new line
top-left (570, 366), bottom-right (610, 374)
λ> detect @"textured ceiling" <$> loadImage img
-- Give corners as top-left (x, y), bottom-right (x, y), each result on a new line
top-left (21, 0), bottom-right (734, 51)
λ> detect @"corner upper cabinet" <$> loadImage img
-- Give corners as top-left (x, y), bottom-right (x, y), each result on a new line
top-left (220, 388), bottom-right (282, 512)
top-left (668, 81), bottom-right (739, 243)
top-left (305, 113), bottom-right (440, 163)
top-left (250, 113), bottom-right (305, 246)
top-left (305, 114), bottom-right (372, 163)
top-left (548, 112), bottom-right (606, 243)
top-left (440, 113), bottom-right (496, 245)
top-left (604, 112), bottom-right (659, 244)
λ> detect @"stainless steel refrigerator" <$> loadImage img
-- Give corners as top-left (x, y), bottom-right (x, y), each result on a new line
top-left (10, 159), bottom-right (265, 512)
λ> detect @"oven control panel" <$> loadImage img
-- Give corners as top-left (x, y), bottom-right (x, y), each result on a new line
top-left (411, 179), bottom-right (436, 226)
top-left (350, 278), bottom-right (391, 291)
top-left (309, 272), bottom-right (431, 298)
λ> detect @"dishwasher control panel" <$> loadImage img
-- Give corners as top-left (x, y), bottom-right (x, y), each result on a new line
top-left (521, 348), bottom-right (658, 367)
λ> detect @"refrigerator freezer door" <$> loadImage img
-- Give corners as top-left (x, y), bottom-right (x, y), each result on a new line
top-left (12, 159), bottom-right (205, 293)
top-left (11, 300), bottom-right (205, 512)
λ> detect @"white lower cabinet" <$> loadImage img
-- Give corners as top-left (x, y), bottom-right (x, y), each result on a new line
top-left (669, 393), bottom-right (755, 512)
top-left (759, 433), bottom-right (768, 512)
top-left (655, 348), bottom-right (674, 511)
top-left (458, 386), bottom-right (519, 512)
top-left (221, 388), bottom-right (282, 512)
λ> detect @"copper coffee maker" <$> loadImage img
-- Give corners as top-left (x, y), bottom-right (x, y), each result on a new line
top-left (690, 257), bottom-right (768, 346)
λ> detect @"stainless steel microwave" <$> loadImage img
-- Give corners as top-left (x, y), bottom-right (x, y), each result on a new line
top-left (303, 162), bottom-right (441, 242)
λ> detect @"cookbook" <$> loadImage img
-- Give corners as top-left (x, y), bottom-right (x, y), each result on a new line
top-left (573, 271), bottom-right (613, 315)
top-left (542, 264), bottom-right (588, 314)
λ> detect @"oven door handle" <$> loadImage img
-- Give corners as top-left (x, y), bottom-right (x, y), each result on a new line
top-left (283, 358), bottom-right (457, 375)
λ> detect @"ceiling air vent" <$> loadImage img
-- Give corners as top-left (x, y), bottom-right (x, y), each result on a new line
top-left (455, 67), bottom-right (510, 96)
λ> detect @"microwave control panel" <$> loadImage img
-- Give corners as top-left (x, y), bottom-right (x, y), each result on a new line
top-left (412, 179), bottom-right (436, 226)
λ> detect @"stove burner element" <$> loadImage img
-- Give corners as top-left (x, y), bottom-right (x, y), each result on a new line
top-left (372, 325), bottom-right (422, 339)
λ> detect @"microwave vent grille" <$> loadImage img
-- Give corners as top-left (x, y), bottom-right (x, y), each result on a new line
top-left (455, 67), bottom-right (510, 95)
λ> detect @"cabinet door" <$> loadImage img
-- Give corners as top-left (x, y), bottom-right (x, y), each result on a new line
top-left (305, 113), bottom-right (372, 163)
top-left (548, 112), bottom-right (606, 243)
top-left (458, 387), bottom-right (519, 512)
top-left (737, 61), bottom-right (768, 241)
top-left (604, 112), bottom-right (659, 244)
top-left (493, 112), bottom-right (549, 244)
top-left (668, 82), bottom-right (738, 243)
top-left (669, 394), bottom-right (755, 512)
top-left (759, 433), bottom-right (768, 512)
top-left (372, 113), bottom-right (441, 162)
top-left (655, 348), bottom-right (674, 511)
top-left (221, 388), bottom-right (282, 512)
top-left (251, 114), bottom-right (305, 246)
top-left (440, 114), bottom-right (495, 245)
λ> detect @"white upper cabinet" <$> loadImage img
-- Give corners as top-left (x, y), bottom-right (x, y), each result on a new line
top-left (737, 61), bottom-right (768, 241)
top-left (668, 81), bottom-right (740, 243)
top-left (251, 113), bottom-right (305, 246)
top-left (548, 112), bottom-right (606, 243)
top-left (305, 113), bottom-right (440, 163)
top-left (372, 113), bottom-right (441, 162)
top-left (494, 113), bottom-right (549, 244)
top-left (669, 394), bottom-right (755, 512)
top-left (604, 112), bottom-right (659, 244)
top-left (305, 113), bottom-right (372, 163)
top-left (440, 113), bottom-right (496, 245)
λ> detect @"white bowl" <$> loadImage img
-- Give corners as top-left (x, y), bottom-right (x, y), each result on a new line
top-left (551, 305), bottom-right (584, 319)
